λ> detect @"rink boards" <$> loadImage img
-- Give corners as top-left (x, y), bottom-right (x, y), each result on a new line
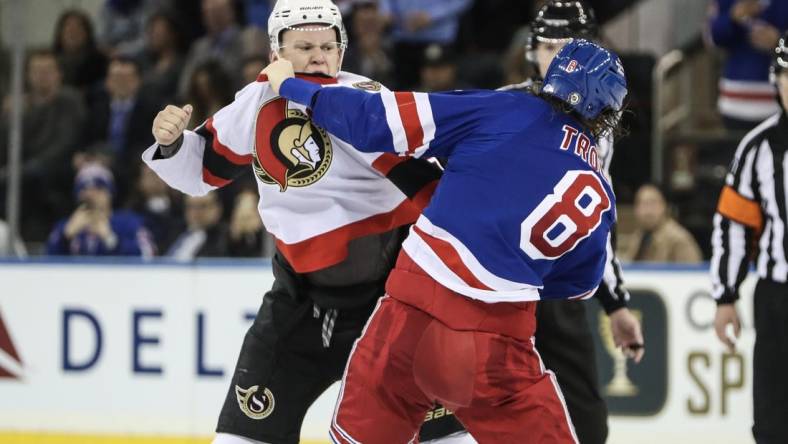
top-left (0, 259), bottom-right (755, 444)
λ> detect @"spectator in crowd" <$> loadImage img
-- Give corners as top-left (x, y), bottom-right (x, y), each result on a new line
top-left (418, 44), bottom-right (466, 92)
top-left (708, 0), bottom-right (788, 131)
top-left (0, 49), bottom-right (85, 242)
top-left (178, 0), bottom-right (245, 99)
top-left (140, 9), bottom-right (188, 103)
top-left (379, 0), bottom-right (472, 88)
top-left (184, 60), bottom-right (236, 128)
top-left (240, 24), bottom-right (271, 59)
top-left (228, 188), bottom-right (267, 257)
top-left (502, 26), bottom-right (533, 85)
top-left (0, 40), bottom-right (8, 98)
top-left (167, 191), bottom-right (262, 261)
top-left (455, 0), bottom-right (533, 54)
top-left (46, 162), bottom-right (154, 257)
top-left (343, 0), bottom-right (395, 86)
top-left (98, 0), bottom-right (157, 56)
top-left (243, 0), bottom-right (275, 29)
top-left (622, 183), bottom-right (703, 263)
top-left (334, 0), bottom-right (358, 15)
top-left (124, 163), bottom-right (184, 253)
top-left (0, 219), bottom-right (26, 257)
top-left (169, 0), bottom-right (206, 47)
top-left (83, 56), bottom-right (162, 198)
top-left (241, 54), bottom-right (267, 84)
top-left (52, 9), bottom-right (108, 98)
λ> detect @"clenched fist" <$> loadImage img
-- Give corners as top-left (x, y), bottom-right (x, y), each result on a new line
top-left (714, 303), bottom-right (741, 352)
top-left (262, 59), bottom-right (295, 95)
top-left (152, 104), bottom-right (193, 146)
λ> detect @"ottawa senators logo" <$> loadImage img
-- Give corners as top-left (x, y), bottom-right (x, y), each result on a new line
top-left (252, 98), bottom-right (332, 191)
top-left (235, 385), bottom-right (275, 420)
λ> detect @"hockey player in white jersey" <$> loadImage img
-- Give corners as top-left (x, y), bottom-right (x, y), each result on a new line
top-left (145, 1), bottom-right (466, 443)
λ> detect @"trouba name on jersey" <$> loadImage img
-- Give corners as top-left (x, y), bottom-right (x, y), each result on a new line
top-left (559, 124), bottom-right (604, 174)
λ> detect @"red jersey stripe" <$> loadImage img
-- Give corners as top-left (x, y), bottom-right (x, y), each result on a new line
top-left (719, 89), bottom-right (777, 101)
top-left (412, 225), bottom-right (492, 291)
top-left (371, 153), bottom-right (408, 176)
top-left (205, 118), bottom-right (253, 165)
top-left (202, 167), bottom-right (232, 187)
top-left (275, 199), bottom-right (421, 273)
top-left (394, 92), bottom-right (425, 153)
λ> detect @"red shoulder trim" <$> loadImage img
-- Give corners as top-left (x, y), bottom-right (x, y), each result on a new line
top-left (205, 118), bottom-right (253, 165)
top-left (256, 72), bottom-right (339, 85)
top-left (275, 199), bottom-right (420, 273)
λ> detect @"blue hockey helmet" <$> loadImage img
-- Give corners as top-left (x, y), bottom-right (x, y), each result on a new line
top-left (541, 39), bottom-right (627, 121)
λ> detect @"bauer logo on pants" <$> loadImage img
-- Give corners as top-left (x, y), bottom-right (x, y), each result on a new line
top-left (235, 385), bottom-right (275, 419)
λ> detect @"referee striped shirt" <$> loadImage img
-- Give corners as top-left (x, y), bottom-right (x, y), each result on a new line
top-left (711, 112), bottom-right (788, 303)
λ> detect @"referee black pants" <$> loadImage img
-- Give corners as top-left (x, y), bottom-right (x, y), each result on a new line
top-left (535, 299), bottom-right (608, 444)
top-left (752, 279), bottom-right (788, 444)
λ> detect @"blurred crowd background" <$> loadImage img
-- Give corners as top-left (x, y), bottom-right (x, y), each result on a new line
top-left (0, 0), bottom-right (781, 264)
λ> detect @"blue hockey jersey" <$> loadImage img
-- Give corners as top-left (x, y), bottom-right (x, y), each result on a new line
top-left (280, 78), bottom-right (616, 302)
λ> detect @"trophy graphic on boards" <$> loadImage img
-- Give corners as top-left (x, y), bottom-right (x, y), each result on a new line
top-left (599, 310), bottom-right (642, 396)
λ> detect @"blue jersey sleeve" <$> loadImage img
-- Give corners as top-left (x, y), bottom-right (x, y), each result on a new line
top-left (279, 78), bottom-right (517, 159)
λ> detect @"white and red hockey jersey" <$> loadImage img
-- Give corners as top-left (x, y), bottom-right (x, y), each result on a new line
top-left (279, 78), bottom-right (617, 303)
top-left (142, 72), bottom-right (436, 273)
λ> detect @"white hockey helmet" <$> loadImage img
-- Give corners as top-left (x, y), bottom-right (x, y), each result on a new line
top-left (268, 0), bottom-right (348, 54)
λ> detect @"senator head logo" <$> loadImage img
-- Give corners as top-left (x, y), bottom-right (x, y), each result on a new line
top-left (253, 98), bottom-right (332, 191)
top-left (235, 384), bottom-right (275, 420)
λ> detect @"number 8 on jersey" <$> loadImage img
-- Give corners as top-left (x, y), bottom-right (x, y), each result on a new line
top-left (520, 170), bottom-right (611, 260)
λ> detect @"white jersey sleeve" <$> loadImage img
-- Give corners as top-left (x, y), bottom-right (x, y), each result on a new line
top-left (142, 82), bottom-right (261, 196)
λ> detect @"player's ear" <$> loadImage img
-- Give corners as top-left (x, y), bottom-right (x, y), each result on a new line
top-left (270, 50), bottom-right (279, 63)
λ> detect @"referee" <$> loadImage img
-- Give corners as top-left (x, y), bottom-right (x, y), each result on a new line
top-left (711, 30), bottom-right (788, 444)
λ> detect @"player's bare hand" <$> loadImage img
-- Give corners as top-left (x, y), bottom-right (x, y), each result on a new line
top-left (405, 11), bottom-right (432, 32)
top-left (730, 0), bottom-right (763, 24)
top-left (262, 59), bottom-right (295, 95)
top-left (64, 204), bottom-right (93, 239)
top-left (609, 307), bottom-right (645, 363)
top-left (152, 104), bottom-right (193, 146)
top-left (714, 303), bottom-right (741, 352)
top-left (750, 21), bottom-right (781, 52)
top-left (230, 190), bottom-right (263, 239)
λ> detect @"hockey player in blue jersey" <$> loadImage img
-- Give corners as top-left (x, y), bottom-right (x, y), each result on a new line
top-left (507, 3), bottom-right (643, 444)
top-left (265, 39), bottom-right (627, 444)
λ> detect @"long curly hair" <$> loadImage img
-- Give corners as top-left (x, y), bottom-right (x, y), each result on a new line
top-left (530, 80), bottom-right (628, 140)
